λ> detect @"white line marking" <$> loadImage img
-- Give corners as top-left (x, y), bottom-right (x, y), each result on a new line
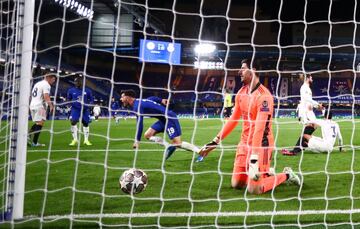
top-left (26, 209), bottom-right (360, 220)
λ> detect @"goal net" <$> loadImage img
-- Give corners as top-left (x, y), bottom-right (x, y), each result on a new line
top-left (1, 0), bottom-right (360, 227)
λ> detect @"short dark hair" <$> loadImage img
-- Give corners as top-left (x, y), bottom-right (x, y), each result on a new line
top-left (241, 59), bottom-right (259, 70)
top-left (74, 75), bottom-right (83, 82)
top-left (45, 71), bottom-right (57, 79)
top-left (121, 89), bottom-right (136, 98)
top-left (324, 108), bottom-right (333, 119)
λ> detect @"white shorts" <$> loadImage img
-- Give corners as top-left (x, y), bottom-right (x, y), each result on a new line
top-left (94, 111), bottom-right (100, 116)
top-left (30, 107), bottom-right (47, 122)
top-left (308, 136), bottom-right (333, 153)
top-left (299, 109), bottom-right (316, 125)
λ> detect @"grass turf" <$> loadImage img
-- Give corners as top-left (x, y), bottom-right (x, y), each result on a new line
top-left (1, 117), bottom-right (360, 228)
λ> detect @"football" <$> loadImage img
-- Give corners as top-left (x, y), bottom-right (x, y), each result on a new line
top-left (119, 168), bottom-right (148, 194)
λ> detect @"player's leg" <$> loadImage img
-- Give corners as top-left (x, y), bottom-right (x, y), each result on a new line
top-left (69, 109), bottom-right (80, 146)
top-left (307, 136), bottom-right (332, 153)
top-left (171, 136), bottom-right (199, 153)
top-left (166, 118), bottom-right (200, 160)
top-left (231, 145), bottom-right (250, 189)
top-left (282, 123), bottom-right (315, 156)
top-left (145, 121), bottom-right (170, 147)
top-left (283, 109), bottom-right (317, 154)
top-left (32, 120), bottom-right (45, 145)
top-left (247, 148), bottom-right (297, 194)
top-left (29, 108), bottom-right (46, 146)
top-left (82, 109), bottom-right (92, 145)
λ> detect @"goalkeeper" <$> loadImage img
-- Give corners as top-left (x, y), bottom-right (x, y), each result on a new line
top-left (120, 90), bottom-right (201, 160)
top-left (199, 59), bottom-right (300, 194)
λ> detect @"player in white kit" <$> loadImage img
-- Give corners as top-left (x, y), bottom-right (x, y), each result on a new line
top-left (282, 74), bottom-right (323, 156)
top-left (29, 73), bottom-right (56, 146)
top-left (93, 104), bottom-right (101, 121)
top-left (303, 109), bottom-right (343, 153)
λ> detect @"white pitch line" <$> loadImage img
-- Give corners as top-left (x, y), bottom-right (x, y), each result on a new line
top-left (27, 209), bottom-right (360, 220)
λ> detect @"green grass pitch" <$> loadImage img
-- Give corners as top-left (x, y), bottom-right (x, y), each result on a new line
top-left (1, 117), bottom-right (360, 228)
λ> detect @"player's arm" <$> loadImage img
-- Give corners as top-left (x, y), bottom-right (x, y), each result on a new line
top-left (249, 95), bottom-right (273, 181)
top-left (66, 89), bottom-right (72, 108)
top-left (336, 124), bottom-right (344, 152)
top-left (133, 104), bottom-right (144, 149)
top-left (199, 94), bottom-right (242, 157)
top-left (146, 96), bottom-right (168, 106)
top-left (133, 115), bottom-right (143, 149)
top-left (43, 85), bottom-right (54, 113)
top-left (302, 88), bottom-right (320, 109)
top-left (147, 96), bottom-right (162, 104)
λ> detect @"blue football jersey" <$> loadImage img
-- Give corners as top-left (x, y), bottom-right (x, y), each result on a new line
top-left (67, 87), bottom-right (94, 110)
top-left (133, 96), bottom-right (177, 141)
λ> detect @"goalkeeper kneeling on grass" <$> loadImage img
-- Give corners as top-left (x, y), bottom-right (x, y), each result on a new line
top-left (199, 59), bottom-right (301, 194)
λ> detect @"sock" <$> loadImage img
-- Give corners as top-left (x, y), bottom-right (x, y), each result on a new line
top-left (292, 137), bottom-right (302, 153)
top-left (180, 141), bottom-right (199, 153)
top-left (304, 126), bottom-right (315, 135)
top-left (32, 125), bottom-right (43, 144)
top-left (29, 124), bottom-right (37, 140)
top-left (83, 126), bottom-right (89, 142)
top-left (149, 136), bottom-right (169, 148)
top-left (71, 125), bottom-right (78, 141)
top-left (292, 126), bottom-right (315, 153)
top-left (29, 124), bottom-right (37, 134)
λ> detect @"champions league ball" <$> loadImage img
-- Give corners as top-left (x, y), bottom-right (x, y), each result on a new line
top-left (119, 168), bottom-right (148, 194)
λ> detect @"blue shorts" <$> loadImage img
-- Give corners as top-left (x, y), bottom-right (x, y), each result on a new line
top-left (70, 108), bottom-right (91, 124)
top-left (151, 118), bottom-right (182, 140)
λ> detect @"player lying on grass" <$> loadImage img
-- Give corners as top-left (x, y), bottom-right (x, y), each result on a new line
top-left (282, 73), bottom-right (323, 156)
top-left (120, 90), bottom-right (203, 161)
top-left (299, 109), bottom-right (343, 153)
top-left (199, 59), bottom-right (301, 194)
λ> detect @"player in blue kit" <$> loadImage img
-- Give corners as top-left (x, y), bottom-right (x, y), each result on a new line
top-left (120, 89), bottom-right (203, 161)
top-left (110, 97), bottom-right (120, 118)
top-left (67, 76), bottom-right (94, 146)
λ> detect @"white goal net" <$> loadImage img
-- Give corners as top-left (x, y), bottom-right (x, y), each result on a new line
top-left (1, 0), bottom-right (360, 228)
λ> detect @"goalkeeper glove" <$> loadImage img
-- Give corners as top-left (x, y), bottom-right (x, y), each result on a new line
top-left (248, 154), bottom-right (260, 181)
top-left (199, 136), bottom-right (220, 157)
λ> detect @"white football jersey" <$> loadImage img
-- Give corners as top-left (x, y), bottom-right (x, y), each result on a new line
top-left (30, 80), bottom-right (51, 109)
top-left (313, 119), bottom-right (343, 147)
top-left (299, 83), bottom-right (319, 111)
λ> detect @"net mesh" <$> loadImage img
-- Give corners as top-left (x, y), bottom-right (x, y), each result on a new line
top-left (0, 0), bottom-right (360, 228)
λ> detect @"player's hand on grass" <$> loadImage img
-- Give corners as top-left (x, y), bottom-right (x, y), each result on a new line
top-left (133, 142), bottom-right (139, 149)
top-left (199, 136), bottom-right (220, 157)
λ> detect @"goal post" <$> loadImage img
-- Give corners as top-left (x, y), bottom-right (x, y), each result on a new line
top-left (2, 0), bottom-right (35, 220)
top-left (12, 0), bottom-right (35, 220)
